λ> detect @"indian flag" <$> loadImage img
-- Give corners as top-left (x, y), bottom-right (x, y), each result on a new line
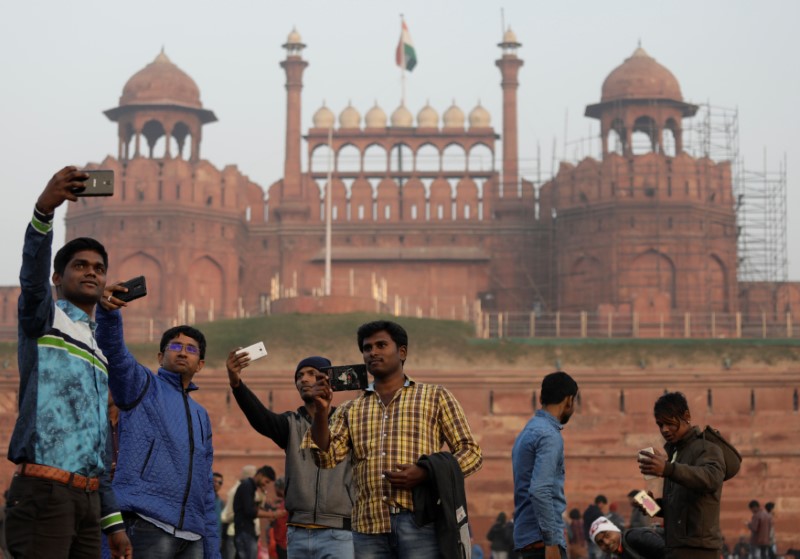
top-left (395, 21), bottom-right (417, 71)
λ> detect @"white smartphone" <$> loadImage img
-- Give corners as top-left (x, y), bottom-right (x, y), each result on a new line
top-left (633, 490), bottom-right (661, 517)
top-left (236, 341), bottom-right (268, 362)
top-left (639, 447), bottom-right (657, 480)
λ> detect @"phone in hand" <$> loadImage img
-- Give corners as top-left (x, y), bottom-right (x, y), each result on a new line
top-left (236, 341), bottom-right (268, 362)
top-left (116, 276), bottom-right (147, 303)
top-left (633, 490), bottom-right (661, 517)
top-left (74, 170), bottom-right (114, 197)
top-left (639, 447), bottom-right (657, 480)
top-left (320, 364), bottom-right (368, 392)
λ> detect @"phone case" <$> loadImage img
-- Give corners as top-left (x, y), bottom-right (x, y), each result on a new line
top-left (634, 490), bottom-right (661, 517)
top-left (639, 447), bottom-right (657, 480)
top-left (75, 170), bottom-right (115, 197)
top-left (116, 276), bottom-right (147, 302)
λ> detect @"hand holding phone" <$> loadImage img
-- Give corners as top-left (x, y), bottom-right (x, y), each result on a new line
top-left (320, 364), bottom-right (368, 392)
top-left (639, 447), bottom-right (656, 480)
top-left (236, 341), bottom-right (268, 362)
top-left (73, 170), bottom-right (115, 197)
top-left (115, 276), bottom-right (147, 303)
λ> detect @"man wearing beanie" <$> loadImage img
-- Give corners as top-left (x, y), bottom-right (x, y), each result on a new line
top-left (226, 351), bottom-right (354, 559)
top-left (589, 516), bottom-right (665, 559)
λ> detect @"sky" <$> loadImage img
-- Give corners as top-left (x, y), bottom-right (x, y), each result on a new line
top-left (1, 0), bottom-right (798, 285)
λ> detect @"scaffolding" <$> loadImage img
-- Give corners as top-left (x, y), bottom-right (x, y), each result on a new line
top-left (559, 103), bottom-right (789, 284)
top-left (683, 103), bottom-right (788, 282)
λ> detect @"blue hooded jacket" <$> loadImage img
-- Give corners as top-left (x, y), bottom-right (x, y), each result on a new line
top-left (96, 307), bottom-right (219, 558)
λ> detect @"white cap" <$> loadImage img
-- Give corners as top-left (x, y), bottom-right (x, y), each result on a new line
top-left (589, 516), bottom-right (621, 543)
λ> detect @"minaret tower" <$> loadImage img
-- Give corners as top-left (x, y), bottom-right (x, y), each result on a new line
top-left (280, 28), bottom-right (308, 199)
top-left (495, 27), bottom-right (523, 198)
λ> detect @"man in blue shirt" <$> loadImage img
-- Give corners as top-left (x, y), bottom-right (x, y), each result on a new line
top-left (512, 371), bottom-right (579, 559)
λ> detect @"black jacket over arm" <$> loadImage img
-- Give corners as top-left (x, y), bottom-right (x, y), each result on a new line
top-left (413, 452), bottom-right (471, 559)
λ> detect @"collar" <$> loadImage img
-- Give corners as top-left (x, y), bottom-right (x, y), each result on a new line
top-left (297, 405), bottom-right (337, 422)
top-left (666, 425), bottom-right (700, 453)
top-left (56, 299), bottom-right (96, 333)
top-left (535, 409), bottom-right (565, 431)
top-left (365, 375), bottom-right (415, 393)
top-left (158, 367), bottom-right (199, 392)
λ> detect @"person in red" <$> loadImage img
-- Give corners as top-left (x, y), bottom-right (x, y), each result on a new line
top-left (747, 500), bottom-right (772, 559)
top-left (270, 478), bottom-right (288, 559)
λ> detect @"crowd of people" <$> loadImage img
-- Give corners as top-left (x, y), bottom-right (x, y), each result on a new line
top-left (0, 167), bottom-right (786, 559)
top-left (3, 167), bottom-right (484, 558)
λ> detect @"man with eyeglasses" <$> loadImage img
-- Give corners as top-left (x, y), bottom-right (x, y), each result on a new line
top-left (95, 291), bottom-right (220, 559)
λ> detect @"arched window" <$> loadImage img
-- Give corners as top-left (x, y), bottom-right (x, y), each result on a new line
top-left (468, 143), bottom-right (493, 172)
top-left (389, 143), bottom-right (413, 173)
top-left (442, 144), bottom-right (466, 172)
top-left (363, 144), bottom-right (387, 173)
top-left (337, 144), bottom-right (361, 174)
top-left (311, 144), bottom-right (333, 173)
top-left (415, 144), bottom-right (440, 174)
top-left (662, 118), bottom-right (678, 157)
top-left (632, 116), bottom-right (657, 155)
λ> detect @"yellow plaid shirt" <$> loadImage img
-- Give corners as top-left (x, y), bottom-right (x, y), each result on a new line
top-left (302, 376), bottom-right (482, 534)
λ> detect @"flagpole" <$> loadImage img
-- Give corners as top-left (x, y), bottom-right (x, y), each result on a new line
top-left (400, 13), bottom-right (406, 107)
top-left (324, 124), bottom-right (333, 296)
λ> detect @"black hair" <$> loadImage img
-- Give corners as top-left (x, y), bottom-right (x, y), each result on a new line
top-left (256, 465), bottom-right (276, 481)
top-left (159, 325), bottom-right (207, 360)
top-left (357, 320), bottom-right (408, 352)
top-left (748, 500), bottom-right (760, 509)
top-left (628, 489), bottom-right (640, 498)
top-left (654, 391), bottom-right (690, 421)
top-left (595, 495), bottom-right (608, 505)
top-left (54, 237), bottom-right (108, 276)
top-left (569, 508), bottom-right (581, 520)
top-left (765, 502), bottom-right (774, 512)
top-left (540, 371), bottom-right (578, 405)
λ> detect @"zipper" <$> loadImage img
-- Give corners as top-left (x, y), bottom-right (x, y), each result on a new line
top-left (177, 388), bottom-right (195, 530)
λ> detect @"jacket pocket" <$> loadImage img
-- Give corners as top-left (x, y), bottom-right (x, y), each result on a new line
top-left (140, 439), bottom-right (158, 480)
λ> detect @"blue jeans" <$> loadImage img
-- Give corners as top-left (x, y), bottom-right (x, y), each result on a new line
top-left (125, 516), bottom-right (203, 559)
top-left (234, 531), bottom-right (258, 559)
top-left (287, 526), bottom-right (354, 559)
top-left (351, 512), bottom-right (438, 559)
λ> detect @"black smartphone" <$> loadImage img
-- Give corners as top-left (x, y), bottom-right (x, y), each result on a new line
top-left (116, 276), bottom-right (147, 303)
top-left (320, 364), bottom-right (368, 392)
top-left (74, 170), bottom-right (114, 197)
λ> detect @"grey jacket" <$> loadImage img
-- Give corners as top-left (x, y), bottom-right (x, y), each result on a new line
top-left (232, 382), bottom-right (354, 528)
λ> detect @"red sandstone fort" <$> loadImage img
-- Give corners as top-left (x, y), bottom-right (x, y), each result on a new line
top-left (0, 27), bottom-right (799, 553)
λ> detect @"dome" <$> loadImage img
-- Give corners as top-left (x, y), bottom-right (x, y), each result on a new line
top-left (601, 46), bottom-right (683, 102)
top-left (312, 103), bottom-right (335, 128)
top-left (468, 102), bottom-right (491, 128)
top-left (417, 103), bottom-right (439, 128)
top-left (365, 103), bottom-right (387, 128)
top-left (442, 101), bottom-right (465, 129)
top-left (502, 26), bottom-right (518, 45)
top-left (390, 104), bottom-right (413, 128)
top-left (120, 49), bottom-right (202, 109)
top-left (339, 103), bottom-right (361, 129)
top-left (286, 27), bottom-right (302, 45)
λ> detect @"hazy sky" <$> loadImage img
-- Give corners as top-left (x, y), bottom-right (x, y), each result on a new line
top-left (1, 0), bottom-right (798, 285)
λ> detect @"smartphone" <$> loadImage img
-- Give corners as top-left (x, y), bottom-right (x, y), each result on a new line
top-left (116, 276), bottom-right (147, 303)
top-left (74, 170), bottom-right (114, 197)
top-left (236, 341), bottom-right (268, 362)
top-left (639, 447), bottom-right (657, 480)
top-left (320, 364), bottom-right (368, 392)
top-left (633, 490), bottom-right (661, 517)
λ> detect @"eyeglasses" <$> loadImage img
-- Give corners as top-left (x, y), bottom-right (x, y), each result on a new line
top-left (166, 342), bottom-right (200, 355)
